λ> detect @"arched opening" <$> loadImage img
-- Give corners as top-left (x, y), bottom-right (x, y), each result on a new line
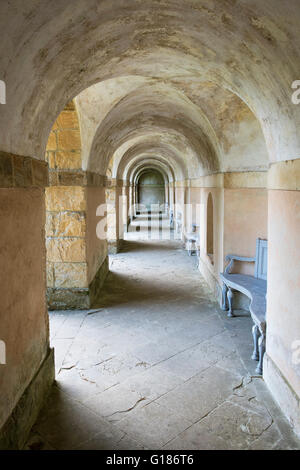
top-left (206, 192), bottom-right (214, 264)
top-left (137, 169), bottom-right (165, 212)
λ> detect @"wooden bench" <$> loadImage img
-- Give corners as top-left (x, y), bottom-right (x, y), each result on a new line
top-left (220, 238), bottom-right (268, 375)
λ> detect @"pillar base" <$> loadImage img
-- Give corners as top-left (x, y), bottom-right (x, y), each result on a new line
top-left (89, 255), bottom-right (109, 305)
top-left (263, 353), bottom-right (300, 438)
top-left (47, 256), bottom-right (109, 310)
top-left (108, 239), bottom-right (123, 255)
top-left (0, 348), bottom-right (55, 450)
top-left (47, 287), bottom-right (90, 310)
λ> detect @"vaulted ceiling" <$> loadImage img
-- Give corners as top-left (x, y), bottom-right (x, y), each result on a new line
top-left (1, 0), bottom-right (299, 180)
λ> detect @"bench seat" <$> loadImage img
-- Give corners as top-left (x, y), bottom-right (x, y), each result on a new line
top-left (220, 238), bottom-right (268, 375)
top-left (220, 273), bottom-right (266, 331)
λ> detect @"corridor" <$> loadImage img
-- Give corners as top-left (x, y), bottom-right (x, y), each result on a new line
top-left (25, 214), bottom-right (300, 450)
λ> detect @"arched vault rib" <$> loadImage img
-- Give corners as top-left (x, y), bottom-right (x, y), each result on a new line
top-left (112, 138), bottom-right (187, 181)
top-left (79, 77), bottom-right (268, 177)
top-left (87, 83), bottom-right (221, 177)
top-left (126, 157), bottom-right (176, 184)
top-left (133, 166), bottom-right (170, 187)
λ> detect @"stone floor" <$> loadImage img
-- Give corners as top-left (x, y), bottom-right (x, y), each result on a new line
top-left (25, 213), bottom-right (300, 450)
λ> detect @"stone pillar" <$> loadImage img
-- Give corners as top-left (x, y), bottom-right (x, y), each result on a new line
top-left (174, 181), bottom-right (186, 239)
top-left (184, 180), bottom-right (191, 232)
top-left (170, 182), bottom-right (175, 211)
top-left (0, 151), bottom-right (54, 449)
top-left (129, 184), bottom-right (134, 222)
top-left (264, 159), bottom-right (300, 437)
top-left (105, 178), bottom-right (123, 254)
top-left (45, 174), bottom-right (108, 310)
top-left (165, 182), bottom-right (169, 213)
top-left (122, 182), bottom-right (129, 232)
top-left (45, 185), bottom-right (89, 309)
top-left (45, 102), bottom-right (108, 309)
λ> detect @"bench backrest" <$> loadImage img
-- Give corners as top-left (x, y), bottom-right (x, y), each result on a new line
top-left (255, 238), bottom-right (268, 280)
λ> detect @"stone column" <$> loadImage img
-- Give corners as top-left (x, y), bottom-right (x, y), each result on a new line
top-left (45, 102), bottom-right (108, 309)
top-left (0, 151), bottom-right (54, 449)
top-left (122, 182), bottom-right (129, 233)
top-left (105, 178), bottom-right (123, 254)
top-left (263, 159), bottom-right (300, 438)
top-left (165, 182), bottom-right (169, 213)
top-left (46, 185), bottom-right (88, 308)
top-left (129, 184), bottom-right (134, 222)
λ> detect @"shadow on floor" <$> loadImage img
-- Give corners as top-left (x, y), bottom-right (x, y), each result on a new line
top-left (120, 239), bottom-right (181, 253)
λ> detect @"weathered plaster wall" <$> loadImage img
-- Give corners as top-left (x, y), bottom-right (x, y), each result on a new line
top-left (265, 183), bottom-right (300, 435)
top-left (193, 176), bottom-right (268, 297)
top-left (187, 186), bottom-right (201, 230)
top-left (0, 188), bottom-right (49, 429)
top-left (86, 185), bottom-right (107, 285)
top-left (223, 188), bottom-right (268, 275)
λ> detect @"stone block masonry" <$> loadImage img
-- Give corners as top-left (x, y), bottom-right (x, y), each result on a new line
top-left (45, 102), bottom-right (109, 309)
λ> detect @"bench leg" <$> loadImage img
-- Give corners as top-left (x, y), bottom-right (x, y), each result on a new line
top-left (227, 287), bottom-right (234, 317)
top-left (251, 324), bottom-right (260, 361)
top-left (256, 332), bottom-right (266, 375)
top-left (221, 283), bottom-right (228, 311)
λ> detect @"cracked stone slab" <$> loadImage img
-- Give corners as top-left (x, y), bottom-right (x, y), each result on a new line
top-left (121, 364), bottom-right (184, 401)
top-left (56, 367), bottom-right (119, 401)
top-left (51, 338), bottom-right (73, 374)
top-left (156, 337), bottom-right (231, 381)
top-left (116, 401), bottom-right (192, 449)
top-left (163, 400), bottom-right (273, 450)
top-left (51, 311), bottom-right (88, 340)
top-left (83, 383), bottom-right (148, 422)
top-left (155, 365), bottom-right (243, 423)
